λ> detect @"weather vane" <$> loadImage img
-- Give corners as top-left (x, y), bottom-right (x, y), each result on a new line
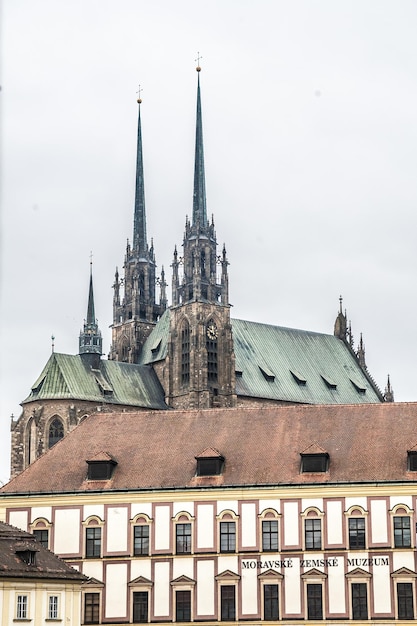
top-left (136, 84), bottom-right (143, 104)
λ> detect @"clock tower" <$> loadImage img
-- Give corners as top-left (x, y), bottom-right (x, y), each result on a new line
top-left (167, 66), bottom-right (236, 409)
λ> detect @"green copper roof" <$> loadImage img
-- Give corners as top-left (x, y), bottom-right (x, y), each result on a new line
top-left (23, 353), bottom-right (168, 409)
top-left (139, 311), bottom-right (382, 405)
top-left (232, 318), bottom-right (382, 404)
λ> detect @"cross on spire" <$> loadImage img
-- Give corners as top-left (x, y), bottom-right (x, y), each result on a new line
top-left (136, 84), bottom-right (143, 103)
top-left (195, 52), bottom-right (202, 70)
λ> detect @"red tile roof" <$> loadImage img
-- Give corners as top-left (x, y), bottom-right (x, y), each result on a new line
top-left (2, 403), bottom-right (417, 494)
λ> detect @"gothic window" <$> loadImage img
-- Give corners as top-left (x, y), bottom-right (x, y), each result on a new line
top-left (48, 418), bottom-right (64, 449)
top-left (181, 321), bottom-right (190, 385)
top-left (206, 320), bottom-right (218, 383)
top-left (201, 250), bottom-right (206, 277)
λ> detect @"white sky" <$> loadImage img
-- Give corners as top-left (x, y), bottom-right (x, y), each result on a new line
top-left (1, 0), bottom-right (417, 485)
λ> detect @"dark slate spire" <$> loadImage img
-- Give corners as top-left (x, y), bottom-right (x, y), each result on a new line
top-left (133, 96), bottom-right (147, 254)
top-left (192, 67), bottom-right (207, 228)
top-left (79, 261), bottom-right (102, 362)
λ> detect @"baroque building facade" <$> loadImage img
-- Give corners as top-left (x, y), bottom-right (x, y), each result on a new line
top-left (2, 403), bottom-right (417, 625)
top-left (9, 67), bottom-right (391, 479)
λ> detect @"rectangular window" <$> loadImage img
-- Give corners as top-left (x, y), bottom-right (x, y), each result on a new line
top-left (133, 591), bottom-right (148, 623)
top-left (134, 525), bottom-right (149, 556)
top-left (33, 528), bottom-right (49, 548)
top-left (352, 583), bottom-right (368, 619)
top-left (398, 582), bottom-right (414, 619)
top-left (221, 585), bottom-right (236, 621)
top-left (16, 595), bottom-right (28, 620)
top-left (48, 595), bottom-right (59, 619)
top-left (176, 523), bottom-right (192, 554)
top-left (262, 520), bottom-right (278, 552)
top-left (86, 527), bottom-right (101, 558)
top-left (394, 516), bottom-right (411, 548)
top-left (176, 590), bottom-right (191, 621)
top-left (305, 518), bottom-right (321, 550)
top-left (349, 517), bottom-right (366, 549)
top-left (84, 593), bottom-right (100, 624)
top-left (307, 584), bottom-right (323, 620)
top-left (220, 521), bottom-right (236, 553)
top-left (264, 584), bottom-right (279, 620)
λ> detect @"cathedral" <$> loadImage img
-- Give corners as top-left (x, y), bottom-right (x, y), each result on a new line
top-left (9, 67), bottom-right (391, 478)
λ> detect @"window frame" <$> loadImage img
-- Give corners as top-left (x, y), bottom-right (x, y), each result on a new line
top-left (393, 515), bottom-right (412, 548)
top-left (397, 582), bottom-right (415, 620)
top-left (306, 583), bottom-right (323, 620)
top-left (262, 519), bottom-right (279, 552)
top-left (132, 590), bottom-right (149, 623)
top-left (176, 522), bottom-right (192, 555)
top-left (48, 594), bottom-right (60, 620)
top-left (134, 523), bottom-right (150, 556)
top-left (304, 517), bottom-right (322, 551)
top-left (219, 520), bottom-right (236, 553)
top-left (263, 583), bottom-right (279, 621)
top-left (175, 589), bottom-right (192, 622)
top-left (84, 592), bottom-right (100, 625)
top-left (16, 594), bottom-right (28, 620)
top-left (220, 585), bottom-right (236, 621)
top-left (348, 516), bottom-right (366, 550)
top-left (351, 582), bottom-right (368, 620)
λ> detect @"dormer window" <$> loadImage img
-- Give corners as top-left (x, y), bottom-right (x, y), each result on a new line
top-left (408, 451), bottom-right (417, 471)
top-left (16, 548), bottom-right (37, 565)
top-left (321, 374), bottom-right (337, 390)
top-left (87, 453), bottom-right (117, 480)
top-left (301, 453), bottom-right (329, 473)
top-left (195, 448), bottom-right (224, 476)
top-left (259, 365), bottom-right (275, 382)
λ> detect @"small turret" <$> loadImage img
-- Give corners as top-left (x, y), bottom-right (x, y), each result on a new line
top-left (384, 375), bottom-right (394, 402)
top-left (334, 295), bottom-right (348, 341)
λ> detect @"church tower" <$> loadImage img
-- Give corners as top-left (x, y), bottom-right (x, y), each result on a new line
top-left (167, 66), bottom-right (236, 409)
top-left (110, 96), bottom-right (167, 363)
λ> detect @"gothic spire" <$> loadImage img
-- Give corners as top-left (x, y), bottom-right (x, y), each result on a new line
top-left (133, 94), bottom-right (147, 254)
top-left (79, 261), bottom-right (102, 361)
top-left (192, 66), bottom-right (207, 228)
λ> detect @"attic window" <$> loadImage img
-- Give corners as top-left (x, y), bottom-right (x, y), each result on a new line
top-left (87, 459), bottom-right (117, 480)
top-left (31, 374), bottom-right (46, 394)
top-left (151, 338), bottom-right (162, 354)
top-left (16, 549), bottom-right (37, 565)
top-left (235, 370), bottom-right (243, 378)
top-left (259, 365), bottom-right (275, 382)
top-left (92, 370), bottom-right (113, 396)
top-left (301, 453), bottom-right (329, 473)
top-left (408, 451), bottom-right (417, 471)
top-left (197, 457), bottom-right (224, 476)
top-left (290, 370), bottom-right (307, 386)
top-left (350, 378), bottom-right (366, 394)
top-left (321, 374), bottom-right (337, 390)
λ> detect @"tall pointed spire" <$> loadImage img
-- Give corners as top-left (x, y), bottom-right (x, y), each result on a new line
top-left (79, 259), bottom-right (102, 361)
top-left (133, 92), bottom-right (147, 254)
top-left (192, 66), bottom-right (207, 227)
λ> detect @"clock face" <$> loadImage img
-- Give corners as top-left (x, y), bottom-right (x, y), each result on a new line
top-left (206, 322), bottom-right (218, 340)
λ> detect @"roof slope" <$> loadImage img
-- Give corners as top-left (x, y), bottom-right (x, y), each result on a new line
top-left (2, 403), bottom-right (417, 494)
top-left (23, 353), bottom-right (168, 409)
top-left (0, 521), bottom-right (86, 581)
top-left (139, 311), bottom-right (382, 404)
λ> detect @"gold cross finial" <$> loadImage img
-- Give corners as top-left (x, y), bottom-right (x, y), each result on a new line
top-left (136, 84), bottom-right (143, 104)
top-left (195, 52), bottom-right (202, 71)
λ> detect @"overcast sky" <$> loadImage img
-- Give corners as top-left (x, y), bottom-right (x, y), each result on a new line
top-left (1, 0), bottom-right (417, 484)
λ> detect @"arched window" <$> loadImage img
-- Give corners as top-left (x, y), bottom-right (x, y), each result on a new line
top-left (206, 319), bottom-right (218, 383)
top-left (48, 418), bottom-right (64, 449)
top-left (181, 321), bottom-right (190, 385)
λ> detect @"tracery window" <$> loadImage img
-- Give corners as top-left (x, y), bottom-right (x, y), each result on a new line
top-left (181, 321), bottom-right (190, 385)
top-left (48, 417), bottom-right (64, 448)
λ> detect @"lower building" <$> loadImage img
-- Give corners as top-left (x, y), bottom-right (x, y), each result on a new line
top-left (0, 521), bottom-right (86, 625)
top-left (1, 403), bottom-right (417, 624)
